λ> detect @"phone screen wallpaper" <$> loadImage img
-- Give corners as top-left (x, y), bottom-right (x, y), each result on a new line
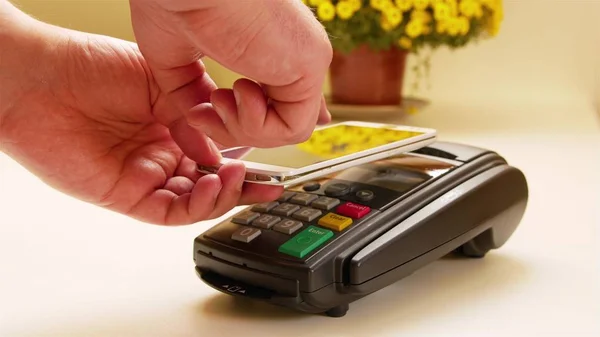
top-left (232, 124), bottom-right (425, 169)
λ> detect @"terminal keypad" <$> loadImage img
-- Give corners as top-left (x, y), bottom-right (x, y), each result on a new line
top-left (225, 186), bottom-right (375, 259)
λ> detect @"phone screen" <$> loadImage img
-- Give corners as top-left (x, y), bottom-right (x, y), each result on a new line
top-left (223, 124), bottom-right (426, 169)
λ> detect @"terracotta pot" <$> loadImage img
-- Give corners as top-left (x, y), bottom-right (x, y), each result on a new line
top-left (329, 45), bottom-right (408, 106)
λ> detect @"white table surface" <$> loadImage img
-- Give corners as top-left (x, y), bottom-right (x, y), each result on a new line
top-left (1, 99), bottom-right (599, 337)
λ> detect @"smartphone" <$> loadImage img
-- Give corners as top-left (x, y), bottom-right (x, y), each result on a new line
top-left (197, 121), bottom-right (437, 185)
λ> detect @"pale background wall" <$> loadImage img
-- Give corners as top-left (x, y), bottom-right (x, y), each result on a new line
top-left (10, 0), bottom-right (600, 115)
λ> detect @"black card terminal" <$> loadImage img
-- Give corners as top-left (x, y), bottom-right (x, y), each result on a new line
top-left (193, 141), bottom-right (529, 317)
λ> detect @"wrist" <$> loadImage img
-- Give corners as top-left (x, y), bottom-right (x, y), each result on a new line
top-left (0, 1), bottom-right (63, 150)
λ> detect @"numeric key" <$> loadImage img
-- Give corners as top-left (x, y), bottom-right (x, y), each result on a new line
top-left (311, 196), bottom-right (340, 210)
top-left (231, 226), bottom-right (261, 243)
top-left (271, 203), bottom-right (300, 216)
top-left (292, 207), bottom-right (322, 222)
top-left (232, 210), bottom-right (260, 225)
top-left (290, 193), bottom-right (319, 205)
top-left (252, 201), bottom-right (279, 213)
top-left (273, 219), bottom-right (303, 235)
top-left (277, 191), bottom-right (296, 202)
top-left (251, 214), bottom-right (281, 229)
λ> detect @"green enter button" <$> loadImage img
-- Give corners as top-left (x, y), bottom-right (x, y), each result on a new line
top-left (278, 225), bottom-right (333, 258)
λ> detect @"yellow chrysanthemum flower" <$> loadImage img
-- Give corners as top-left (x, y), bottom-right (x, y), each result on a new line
top-left (481, 0), bottom-right (503, 35)
top-left (411, 9), bottom-right (432, 23)
top-left (488, 13), bottom-right (503, 35)
top-left (480, 0), bottom-right (498, 10)
top-left (459, 0), bottom-right (483, 18)
top-left (406, 18), bottom-right (424, 38)
top-left (433, 2), bottom-right (451, 20)
top-left (384, 1), bottom-right (398, 12)
top-left (309, 0), bottom-right (325, 6)
top-left (449, 0), bottom-right (459, 16)
top-left (317, 1), bottom-right (336, 21)
top-left (436, 19), bottom-right (449, 34)
top-left (457, 16), bottom-right (470, 35)
top-left (336, 1), bottom-right (355, 20)
top-left (413, 0), bottom-right (430, 10)
top-left (446, 17), bottom-right (461, 36)
top-left (347, 0), bottom-right (362, 11)
top-left (432, 0), bottom-right (458, 15)
top-left (398, 37), bottom-right (412, 49)
top-left (438, 0), bottom-right (456, 5)
top-left (381, 6), bottom-right (402, 30)
top-left (423, 24), bottom-right (432, 35)
top-left (370, 0), bottom-right (390, 10)
top-left (381, 19), bottom-right (393, 31)
top-left (395, 0), bottom-right (413, 12)
top-left (410, 10), bottom-right (432, 34)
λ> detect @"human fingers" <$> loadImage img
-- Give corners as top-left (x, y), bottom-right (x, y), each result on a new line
top-left (237, 182), bottom-right (284, 207)
top-left (134, 0), bottom-right (332, 148)
top-left (168, 116), bottom-right (222, 165)
top-left (125, 163), bottom-right (283, 225)
top-left (130, 2), bottom-right (222, 165)
top-left (185, 79), bottom-right (278, 147)
top-left (129, 160), bottom-right (281, 225)
top-left (174, 156), bottom-right (202, 182)
top-left (145, 61), bottom-right (222, 166)
top-left (207, 161), bottom-right (282, 219)
top-left (186, 79), bottom-right (318, 148)
top-left (205, 161), bottom-right (245, 219)
top-left (163, 176), bottom-right (195, 195)
top-left (127, 173), bottom-right (222, 226)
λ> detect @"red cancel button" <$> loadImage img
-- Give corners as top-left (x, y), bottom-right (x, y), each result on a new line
top-left (337, 202), bottom-right (371, 219)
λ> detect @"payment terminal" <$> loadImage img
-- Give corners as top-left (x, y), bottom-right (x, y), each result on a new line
top-left (192, 141), bottom-right (529, 317)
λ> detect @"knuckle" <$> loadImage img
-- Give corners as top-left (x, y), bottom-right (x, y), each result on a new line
top-left (299, 129), bottom-right (313, 143)
top-left (221, 122), bottom-right (250, 147)
top-left (317, 35), bottom-right (334, 68)
top-left (284, 129), bottom-right (299, 143)
top-left (288, 127), bottom-right (312, 144)
top-left (237, 129), bottom-right (258, 146)
top-left (304, 27), bottom-right (333, 72)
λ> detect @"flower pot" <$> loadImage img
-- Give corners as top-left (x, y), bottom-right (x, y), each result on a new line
top-left (329, 44), bottom-right (408, 106)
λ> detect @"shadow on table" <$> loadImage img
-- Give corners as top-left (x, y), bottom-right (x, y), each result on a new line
top-left (198, 252), bottom-right (531, 334)
top-left (8, 253), bottom-right (530, 337)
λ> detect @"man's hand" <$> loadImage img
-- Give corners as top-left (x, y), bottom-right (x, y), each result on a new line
top-left (129, 0), bottom-right (333, 164)
top-left (0, 1), bottom-right (283, 225)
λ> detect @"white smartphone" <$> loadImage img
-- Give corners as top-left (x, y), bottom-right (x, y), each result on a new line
top-left (197, 121), bottom-right (437, 186)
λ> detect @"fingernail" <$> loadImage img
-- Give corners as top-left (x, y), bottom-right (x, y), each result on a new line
top-left (197, 124), bottom-right (211, 137)
top-left (236, 174), bottom-right (245, 192)
top-left (213, 178), bottom-right (223, 198)
top-left (233, 88), bottom-right (241, 108)
top-left (212, 102), bottom-right (227, 124)
top-left (236, 162), bottom-right (245, 192)
top-left (208, 139), bottom-right (222, 160)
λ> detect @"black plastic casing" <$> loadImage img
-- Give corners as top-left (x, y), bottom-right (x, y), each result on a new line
top-left (193, 141), bottom-right (529, 316)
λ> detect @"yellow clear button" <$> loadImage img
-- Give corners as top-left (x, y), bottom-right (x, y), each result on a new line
top-left (318, 213), bottom-right (353, 232)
